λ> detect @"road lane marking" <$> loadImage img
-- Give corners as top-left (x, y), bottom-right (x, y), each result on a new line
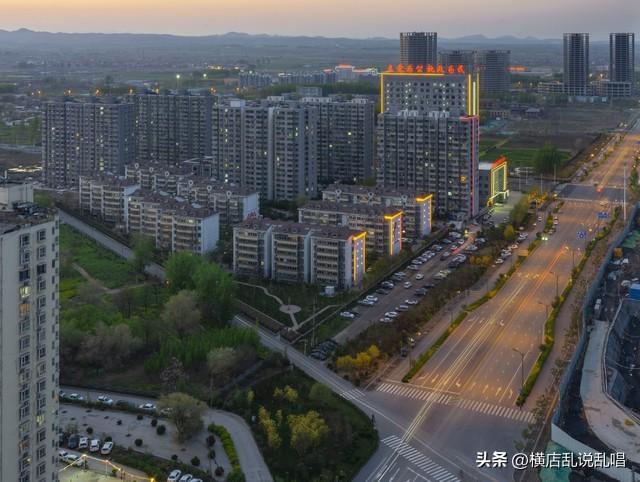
top-left (381, 436), bottom-right (460, 482)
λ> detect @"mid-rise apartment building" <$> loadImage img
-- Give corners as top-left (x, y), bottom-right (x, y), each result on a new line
top-left (128, 93), bottom-right (212, 165)
top-left (300, 96), bottom-right (375, 183)
top-left (0, 182), bottom-right (59, 482)
top-left (298, 201), bottom-right (403, 257)
top-left (124, 162), bottom-right (194, 195)
top-left (79, 173), bottom-right (139, 227)
top-left (176, 179), bottom-right (259, 225)
top-left (42, 100), bottom-right (135, 187)
top-left (478, 156), bottom-right (509, 208)
top-left (232, 218), bottom-right (365, 289)
top-left (475, 50), bottom-right (511, 95)
top-left (126, 190), bottom-right (219, 254)
top-left (321, 184), bottom-right (432, 239)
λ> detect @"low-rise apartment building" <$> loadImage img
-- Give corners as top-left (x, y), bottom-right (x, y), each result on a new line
top-left (321, 184), bottom-right (432, 240)
top-left (176, 179), bottom-right (259, 225)
top-left (79, 173), bottom-right (139, 227)
top-left (232, 218), bottom-right (365, 289)
top-left (127, 190), bottom-right (219, 254)
top-left (124, 162), bottom-right (194, 195)
top-left (298, 201), bottom-right (402, 257)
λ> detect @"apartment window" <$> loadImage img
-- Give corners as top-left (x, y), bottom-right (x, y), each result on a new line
top-left (37, 229), bottom-right (46, 242)
top-left (37, 263), bottom-right (46, 275)
top-left (37, 462), bottom-right (46, 476)
top-left (20, 233), bottom-right (30, 247)
top-left (37, 246), bottom-right (46, 259)
top-left (37, 295), bottom-right (46, 309)
top-left (19, 403), bottom-right (30, 419)
top-left (19, 386), bottom-right (30, 403)
top-left (20, 285), bottom-right (31, 299)
top-left (19, 269), bottom-right (30, 282)
top-left (20, 250), bottom-right (31, 264)
top-left (38, 277), bottom-right (46, 292)
top-left (37, 312), bottom-right (46, 326)
top-left (19, 353), bottom-right (30, 368)
top-left (37, 429), bottom-right (46, 443)
top-left (37, 446), bottom-right (46, 461)
top-left (38, 345), bottom-right (46, 359)
top-left (19, 336), bottom-right (30, 351)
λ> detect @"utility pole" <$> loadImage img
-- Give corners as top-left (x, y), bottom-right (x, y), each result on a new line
top-left (623, 162), bottom-right (627, 223)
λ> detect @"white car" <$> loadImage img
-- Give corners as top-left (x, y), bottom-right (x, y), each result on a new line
top-left (97, 395), bottom-right (114, 406)
top-left (340, 311), bottom-right (355, 319)
top-left (495, 258), bottom-right (504, 264)
top-left (385, 311), bottom-right (399, 318)
top-left (358, 299), bottom-right (374, 306)
top-left (415, 273), bottom-right (424, 280)
top-left (379, 317), bottom-right (393, 323)
top-left (101, 441), bottom-right (114, 455)
top-left (89, 439), bottom-right (101, 452)
top-left (78, 436), bottom-right (89, 450)
top-left (67, 393), bottom-right (85, 402)
top-left (403, 281), bottom-right (412, 289)
top-left (179, 475), bottom-right (193, 482)
top-left (397, 304), bottom-right (409, 312)
top-left (168, 470), bottom-right (182, 482)
top-left (407, 264), bottom-right (420, 271)
top-left (60, 452), bottom-right (82, 465)
top-left (365, 295), bottom-right (378, 302)
top-left (405, 299), bottom-right (418, 306)
top-left (138, 403), bottom-right (156, 412)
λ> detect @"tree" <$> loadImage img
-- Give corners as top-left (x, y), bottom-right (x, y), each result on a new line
top-left (165, 252), bottom-right (200, 293)
top-left (161, 290), bottom-right (202, 336)
top-left (258, 406), bottom-right (282, 450)
top-left (287, 411), bottom-right (329, 455)
top-left (336, 355), bottom-right (355, 372)
top-left (77, 323), bottom-right (141, 370)
top-left (157, 392), bottom-right (206, 442)
top-left (273, 385), bottom-right (298, 403)
top-left (534, 142), bottom-right (562, 175)
top-left (503, 224), bottom-right (516, 242)
top-left (366, 345), bottom-right (381, 360)
top-left (160, 357), bottom-right (187, 392)
top-left (131, 234), bottom-right (154, 275)
top-left (193, 261), bottom-right (236, 323)
top-left (206, 347), bottom-right (237, 390)
top-left (309, 383), bottom-right (334, 406)
top-left (354, 352), bottom-right (372, 371)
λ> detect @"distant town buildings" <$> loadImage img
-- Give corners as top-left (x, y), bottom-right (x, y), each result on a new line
top-left (42, 99), bottom-right (135, 187)
top-left (0, 182), bottom-right (59, 482)
top-left (233, 218), bottom-right (366, 290)
top-left (400, 32), bottom-right (438, 67)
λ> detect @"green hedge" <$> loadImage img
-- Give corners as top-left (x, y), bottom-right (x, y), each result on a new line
top-left (208, 423), bottom-right (245, 480)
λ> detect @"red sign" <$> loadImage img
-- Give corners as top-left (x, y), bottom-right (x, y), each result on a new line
top-left (385, 64), bottom-right (466, 74)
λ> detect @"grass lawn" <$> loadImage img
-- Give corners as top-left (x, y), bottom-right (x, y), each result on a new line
top-left (480, 146), bottom-right (571, 169)
top-left (60, 224), bottom-right (138, 289)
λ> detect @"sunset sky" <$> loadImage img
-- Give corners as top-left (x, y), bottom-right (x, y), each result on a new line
top-left (1, 0), bottom-right (638, 39)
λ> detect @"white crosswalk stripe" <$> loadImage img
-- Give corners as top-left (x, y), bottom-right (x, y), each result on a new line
top-left (381, 435), bottom-right (460, 482)
top-left (376, 382), bottom-right (535, 424)
top-left (338, 388), bottom-right (365, 401)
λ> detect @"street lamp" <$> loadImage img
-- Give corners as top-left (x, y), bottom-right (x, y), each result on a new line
top-left (176, 74), bottom-right (181, 90)
top-left (549, 271), bottom-right (559, 299)
top-left (537, 301), bottom-right (549, 318)
top-left (512, 348), bottom-right (526, 410)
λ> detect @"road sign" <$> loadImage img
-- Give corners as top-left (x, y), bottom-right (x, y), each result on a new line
top-left (597, 211), bottom-right (609, 219)
top-left (577, 230), bottom-right (587, 239)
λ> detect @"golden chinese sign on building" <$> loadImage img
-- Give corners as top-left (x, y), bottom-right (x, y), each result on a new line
top-left (385, 64), bottom-right (466, 74)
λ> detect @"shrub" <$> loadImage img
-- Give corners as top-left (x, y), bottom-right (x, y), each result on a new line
top-left (156, 425), bottom-right (166, 435)
top-left (208, 449), bottom-right (216, 460)
top-left (136, 414), bottom-right (143, 421)
top-left (215, 466), bottom-right (225, 476)
top-left (206, 435), bottom-right (216, 447)
top-left (151, 418), bottom-right (158, 427)
top-left (86, 427), bottom-right (93, 434)
top-left (191, 456), bottom-right (200, 467)
top-left (134, 438), bottom-right (143, 447)
top-left (171, 454), bottom-right (178, 461)
top-left (117, 420), bottom-right (122, 425)
top-left (208, 424), bottom-right (242, 472)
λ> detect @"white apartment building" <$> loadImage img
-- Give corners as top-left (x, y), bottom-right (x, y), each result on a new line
top-left (0, 182), bottom-right (59, 482)
top-left (78, 173), bottom-right (139, 228)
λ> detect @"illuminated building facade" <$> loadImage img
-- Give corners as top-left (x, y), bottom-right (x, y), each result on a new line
top-left (478, 156), bottom-right (509, 207)
top-left (232, 218), bottom-right (365, 289)
top-left (298, 201), bottom-right (403, 256)
top-left (321, 183), bottom-right (432, 239)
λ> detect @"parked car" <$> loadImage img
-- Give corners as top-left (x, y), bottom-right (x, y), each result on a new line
top-left (101, 441), bottom-right (114, 455)
top-left (442, 238), bottom-right (452, 244)
top-left (376, 288), bottom-right (390, 295)
top-left (385, 311), bottom-right (399, 318)
top-left (89, 439), bottom-right (101, 452)
top-left (168, 470), bottom-right (182, 482)
top-left (495, 258), bottom-right (504, 264)
top-left (440, 251), bottom-right (451, 260)
top-left (115, 399), bottom-right (132, 409)
top-left (400, 346), bottom-right (409, 357)
top-left (405, 299), bottom-right (418, 306)
top-left (414, 288), bottom-right (427, 297)
top-left (415, 273), bottom-right (424, 280)
top-left (365, 295), bottom-right (378, 302)
top-left (397, 304), bottom-right (409, 312)
top-left (403, 281), bottom-right (412, 289)
top-left (67, 393), bottom-right (85, 402)
top-left (138, 403), bottom-right (156, 412)
top-left (379, 317), bottom-right (393, 323)
top-left (340, 311), bottom-right (355, 319)
top-left (67, 434), bottom-right (80, 449)
top-left (358, 299), bottom-right (375, 306)
top-left (408, 264), bottom-right (420, 271)
top-left (97, 395), bottom-right (113, 406)
top-left (179, 475), bottom-right (193, 482)
top-left (61, 452), bottom-right (82, 466)
top-left (78, 437), bottom-right (89, 450)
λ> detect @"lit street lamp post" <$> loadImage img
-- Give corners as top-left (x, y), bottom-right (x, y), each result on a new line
top-left (512, 348), bottom-right (525, 410)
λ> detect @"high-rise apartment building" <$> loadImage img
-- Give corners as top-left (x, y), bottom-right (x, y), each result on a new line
top-left (210, 99), bottom-right (318, 201)
top-left (300, 96), bottom-right (375, 183)
top-left (377, 69), bottom-right (480, 219)
top-left (129, 93), bottom-right (212, 165)
top-left (439, 50), bottom-right (477, 74)
top-left (475, 50), bottom-right (511, 95)
top-left (563, 33), bottom-right (590, 96)
top-left (0, 182), bottom-right (59, 482)
top-left (400, 32), bottom-right (438, 67)
top-left (42, 100), bottom-right (135, 187)
top-left (609, 33), bottom-right (635, 83)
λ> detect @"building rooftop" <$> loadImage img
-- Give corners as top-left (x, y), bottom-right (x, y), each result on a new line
top-left (128, 189), bottom-right (217, 218)
top-left (301, 200), bottom-right (402, 217)
top-left (126, 162), bottom-right (195, 177)
top-left (179, 178), bottom-right (258, 197)
top-left (323, 183), bottom-right (430, 200)
top-left (236, 217), bottom-right (363, 240)
top-left (80, 172), bottom-right (138, 188)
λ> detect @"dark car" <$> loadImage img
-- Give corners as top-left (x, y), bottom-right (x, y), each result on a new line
top-left (115, 400), bottom-right (132, 410)
top-left (67, 434), bottom-right (80, 450)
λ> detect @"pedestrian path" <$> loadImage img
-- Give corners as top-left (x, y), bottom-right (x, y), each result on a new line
top-left (374, 382), bottom-right (535, 424)
top-left (381, 435), bottom-right (460, 482)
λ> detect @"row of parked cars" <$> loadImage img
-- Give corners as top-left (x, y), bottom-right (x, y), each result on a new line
top-left (60, 391), bottom-right (161, 414)
top-left (167, 469), bottom-right (204, 482)
top-left (309, 339), bottom-right (338, 361)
